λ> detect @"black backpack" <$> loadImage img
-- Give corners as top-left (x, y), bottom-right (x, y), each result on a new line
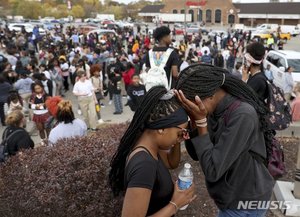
top-left (266, 80), bottom-right (292, 130)
top-left (0, 129), bottom-right (23, 162)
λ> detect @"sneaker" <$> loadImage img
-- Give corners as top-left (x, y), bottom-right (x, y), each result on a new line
top-left (91, 128), bottom-right (98, 131)
top-left (77, 109), bottom-right (82, 115)
top-left (108, 100), bottom-right (112, 105)
top-left (98, 119), bottom-right (104, 124)
top-left (40, 139), bottom-right (47, 146)
top-left (100, 103), bottom-right (105, 108)
top-left (113, 112), bottom-right (122, 115)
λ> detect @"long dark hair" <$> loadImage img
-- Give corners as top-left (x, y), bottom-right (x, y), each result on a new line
top-left (176, 64), bottom-right (273, 160)
top-left (109, 86), bottom-right (181, 196)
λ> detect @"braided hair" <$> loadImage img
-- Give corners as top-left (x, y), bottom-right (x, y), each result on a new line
top-left (109, 86), bottom-right (181, 196)
top-left (176, 64), bottom-right (273, 162)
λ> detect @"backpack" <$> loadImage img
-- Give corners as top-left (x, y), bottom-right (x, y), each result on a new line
top-left (144, 48), bottom-right (173, 91)
top-left (0, 129), bottom-right (23, 162)
top-left (265, 80), bottom-right (292, 130)
top-left (224, 99), bottom-right (286, 179)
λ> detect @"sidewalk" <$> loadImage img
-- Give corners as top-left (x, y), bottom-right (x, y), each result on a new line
top-left (0, 91), bottom-right (134, 145)
top-left (277, 122), bottom-right (300, 138)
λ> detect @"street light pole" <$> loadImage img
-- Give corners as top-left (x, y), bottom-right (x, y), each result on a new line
top-left (184, 0), bottom-right (187, 29)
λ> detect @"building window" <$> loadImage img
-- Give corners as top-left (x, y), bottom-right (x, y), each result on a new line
top-left (180, 9), bottom-right (185, 14)
top-left (198, 9), bottom-right (203, 22)
top-left (206, 9), bottom-right (212, 23)
top-left (215, 9), bottom-right (221, 23)
top-left (189, 9), bottom-right (194, 22)
top-left (228, 14), bottom-right (235, 24)
top-left (173, 9), bottom-right (178, 14)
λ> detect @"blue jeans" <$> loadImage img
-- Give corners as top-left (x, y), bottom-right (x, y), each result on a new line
top-left (113, 94), bottom-right (123, 113)
top-left (218, 209), bottom-right (267, 217)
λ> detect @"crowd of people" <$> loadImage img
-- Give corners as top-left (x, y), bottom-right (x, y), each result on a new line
top-left (0, 20), bottom-right (300, 216)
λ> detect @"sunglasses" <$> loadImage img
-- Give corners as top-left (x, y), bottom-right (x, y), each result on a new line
top-left (174, 126), bottom-right (190, 140)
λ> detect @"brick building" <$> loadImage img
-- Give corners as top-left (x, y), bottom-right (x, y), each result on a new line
top-left (234, 2), bottom-right (300, 26)
top-left (139, 1), bottom-right (300, 26)
top-left (160, 0), bottom-right (238, 25)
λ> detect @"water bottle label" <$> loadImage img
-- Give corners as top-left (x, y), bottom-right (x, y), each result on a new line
top-left (178, 179), bottom-right (192, 190)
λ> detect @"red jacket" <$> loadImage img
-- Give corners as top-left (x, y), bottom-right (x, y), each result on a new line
top-left (122, 68), bottom-right (135, 86)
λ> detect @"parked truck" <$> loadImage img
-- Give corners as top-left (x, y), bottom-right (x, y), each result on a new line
top-left (155, 14), bottom-right (192, 23)
top-left (279, 25), bottom-right (300, 36)
top-left (96, 14), bottom-right (115, 21)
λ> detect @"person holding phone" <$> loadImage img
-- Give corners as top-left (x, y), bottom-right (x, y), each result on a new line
top-left (242, 42), bottom-right (268, 103)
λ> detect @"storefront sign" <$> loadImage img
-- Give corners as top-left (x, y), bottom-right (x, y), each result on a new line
top-left (186, 0), bottom-right (207, 7)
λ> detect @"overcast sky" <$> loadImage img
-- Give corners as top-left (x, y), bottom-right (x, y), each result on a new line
top-left (116, 0), bottom-right (300, 4)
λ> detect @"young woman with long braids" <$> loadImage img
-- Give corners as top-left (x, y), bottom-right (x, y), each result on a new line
top-left (175, 64), bottom-right (274, 217)
top-left (109, 86), bottom-right (196, 217)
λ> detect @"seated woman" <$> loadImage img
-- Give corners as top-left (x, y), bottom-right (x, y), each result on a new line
top-left (48, 100), bottom-right (87, 145)
top-left (2, 110), bottom-right (34, 156)
top-left (109, 86), bottom-right (196, 217)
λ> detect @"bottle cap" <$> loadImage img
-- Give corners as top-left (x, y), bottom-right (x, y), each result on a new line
top-left (184, 163), bottom-right (191, 169)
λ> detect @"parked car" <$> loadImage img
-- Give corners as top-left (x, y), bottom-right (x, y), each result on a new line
top-left (280, 25), bottom-right (300, 36)
top-left (208, 30), bottom-right (228, 40)
top-left (201, 28), bottom-right (209, 35)
top-left (87, 29), bottom-right (117, 40)
top-left (78, 25), bottom-right (98, 35)
top-left (8, 23), bottom-right (46, 35)
top-left (256, 23), bottom-right (279, 32)
top-left (252, 30), bottom-right (291, 43)
top-left (263, 50), bottom-right (300, 89)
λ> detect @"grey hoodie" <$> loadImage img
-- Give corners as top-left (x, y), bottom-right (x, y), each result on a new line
top-left (186, 94), bottom-right (274, 210)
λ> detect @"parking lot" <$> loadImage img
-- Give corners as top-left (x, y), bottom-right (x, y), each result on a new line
top-left (1, 22), bottom-right (300, 145)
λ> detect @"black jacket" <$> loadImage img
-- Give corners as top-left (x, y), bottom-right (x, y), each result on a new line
top-left (127, 84), bottom-right (146, 111)
top-left (2, 126), bottom-right (34, 156)
top-left (185, 94), bottom-right (274, 210)
top-left (109, 72), bottom-right (122, 95)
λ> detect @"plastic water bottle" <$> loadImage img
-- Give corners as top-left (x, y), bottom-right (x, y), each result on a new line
top-left (178, 163), bottom-right (193, 210)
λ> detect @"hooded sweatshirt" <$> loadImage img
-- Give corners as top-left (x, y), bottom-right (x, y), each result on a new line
top-left (185, 94), bottom-right (274, 210)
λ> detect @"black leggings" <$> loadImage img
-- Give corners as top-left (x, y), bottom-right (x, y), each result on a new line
top-left (63, 76), bottom-right (69, 91)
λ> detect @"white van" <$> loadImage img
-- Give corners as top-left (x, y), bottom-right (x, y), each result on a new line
top-left (256, 23), bottom-right (278, 32)
top-left (280, 25), bottom-right (300, 36)
top-left (263, 50), bottom-right (300, 89)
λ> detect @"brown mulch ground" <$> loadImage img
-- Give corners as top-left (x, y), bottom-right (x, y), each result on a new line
top-left (173, 137), bottom-right (299, 217)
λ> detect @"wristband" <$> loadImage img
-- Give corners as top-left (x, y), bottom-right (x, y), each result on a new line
top-left (196, 122), bottom-right (207, 128)
top-left (195, 118), bottom-right (207, 124)
top-left (169, 201), bottom-right (178, 213)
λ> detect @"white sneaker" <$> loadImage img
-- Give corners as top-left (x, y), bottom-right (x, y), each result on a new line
top-left (108, 100), bottom-right (112, 105)
top-left (98, 119), bottom-right (104, 124)
top-left (77, 109), bottom-right (82, 115)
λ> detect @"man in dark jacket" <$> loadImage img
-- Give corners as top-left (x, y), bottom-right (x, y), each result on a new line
top-left (214, 51), bottom-right (224, 68)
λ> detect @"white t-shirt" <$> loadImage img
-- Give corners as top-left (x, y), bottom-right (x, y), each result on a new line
top-left (43, 70), bottom-right (51, 80)
top-left (73, 79), bottom-right (94, 97)
top-left (48, 118), bottom-right (87, 145)
top-left (201, 46), bottom-right (210, 56)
